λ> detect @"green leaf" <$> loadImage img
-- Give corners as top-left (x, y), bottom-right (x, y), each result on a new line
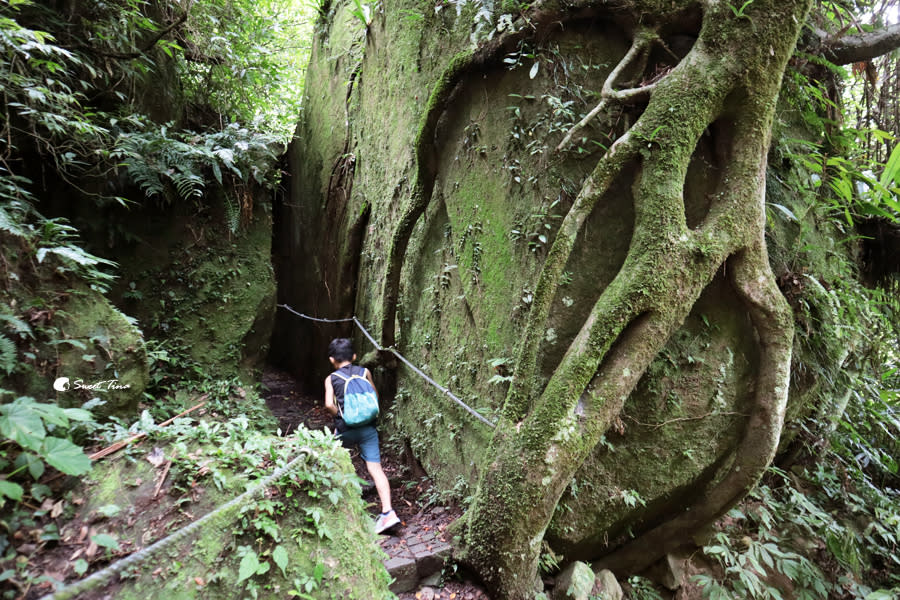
top-left (767, 202), bottom-right (798, 222)
top-left (31, 483), bottom-right (51, 501)
top-left (73, 559), bottom-right (89, 576)
top-left (237, 551), bottom-right (260, 583)
top-left (30, 403), bottom-right (69, 427)
top-left (272, 545), bottom-right (289, 576)
top-left (0, 480), bottom-right (24, 501)
top-left (62, 408), bottom-right (93, 422)
top-left (41, 437), bottom-right (91, 475)
top-left (97, 504), bottom-right (121, 518)
top-left (91, 533), bottom-right (119, 551)
top-left (18, 452), bottom-right (45, 479)
top-left (313, 561), bottom-right (324, 584)
top-left (879, 143), bottom-right (900, 189)
top-left (0, 400), bottom-right (46, 451)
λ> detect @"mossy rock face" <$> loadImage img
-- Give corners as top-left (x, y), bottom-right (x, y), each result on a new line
top-left (51, 287), bottom-right (149, 416)
top-left (546, 274), bottom-right (757, 558)
top-left (73, 423), bottom-right (392, 600)
top-left (0, 230), bottom-right (148, 418)
top-left (106, 190), bottom-right (277, 383)
top-left (280, 0), bottom-right (820, 563)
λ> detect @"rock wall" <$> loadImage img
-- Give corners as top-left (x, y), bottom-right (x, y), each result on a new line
top-left (100, 188), bottom-right (277, 385)
top-left (275, 0), bottom-right (803, 563)
top-left (0, 229), bottom-right (148, 417)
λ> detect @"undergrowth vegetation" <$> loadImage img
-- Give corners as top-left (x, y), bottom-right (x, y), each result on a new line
top-left (0, 0), bottom-right (319, 594)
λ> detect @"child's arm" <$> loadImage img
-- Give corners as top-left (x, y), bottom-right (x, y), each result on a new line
top-left (324, 375), bottom-right (338, 416)
top-left (364, 368), bottom-right (379, 400)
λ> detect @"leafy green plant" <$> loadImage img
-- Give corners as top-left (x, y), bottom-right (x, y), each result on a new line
top-left (0, 394), bottom-right (95, 503)
top-left (349, 0), bottom-right (374, 29)
top-left (728, 0), bottom-right (755, 18)
top-left (625, 575), bottom-right (664, 600)
top-left (696, 528), bottom-right (833, 599)
top-left (113, 120), bottom-right (282, 205)
top-left (0, 335), bottom-right (16, 376)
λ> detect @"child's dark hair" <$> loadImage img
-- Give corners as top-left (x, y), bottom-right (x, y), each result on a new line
top-left (328, 338), bottom-right (355, 362)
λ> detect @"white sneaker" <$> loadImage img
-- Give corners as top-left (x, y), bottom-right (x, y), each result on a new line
top-left (374, 510), bottom-right (400, 534)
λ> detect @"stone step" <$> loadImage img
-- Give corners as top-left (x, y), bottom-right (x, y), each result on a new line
top-left (380, 526), bottom-right (453, 593)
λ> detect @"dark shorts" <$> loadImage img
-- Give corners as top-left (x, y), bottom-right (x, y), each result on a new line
top-left (336, 425), bottom-right (381, 463)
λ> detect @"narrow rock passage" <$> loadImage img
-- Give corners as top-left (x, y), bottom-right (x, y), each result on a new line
top-left (260, 367), bottom-right (490, 599)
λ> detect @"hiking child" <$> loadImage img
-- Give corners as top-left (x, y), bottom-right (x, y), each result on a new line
top-left (324, 338), bottom-right (400, 533)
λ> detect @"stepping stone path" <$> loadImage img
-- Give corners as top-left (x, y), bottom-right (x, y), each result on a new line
top-left (378, 508), bottom-right (454, 593)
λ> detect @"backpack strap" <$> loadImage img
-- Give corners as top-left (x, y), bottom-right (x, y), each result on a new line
top-left (331, 367), bottom-right (367, 382)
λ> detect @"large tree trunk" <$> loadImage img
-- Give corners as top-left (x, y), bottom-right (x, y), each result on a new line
top-left (453, 2), bottom-right (806, 596)
top-left (280, 0), bottom-right (809, 597)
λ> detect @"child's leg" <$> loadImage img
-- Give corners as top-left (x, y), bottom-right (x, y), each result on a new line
top-left (365, 461), bottom-right (393, 514)
top-left (356, 427), bottom-right (393, 514)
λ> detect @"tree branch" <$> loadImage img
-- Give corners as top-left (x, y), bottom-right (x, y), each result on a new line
top-left (557, 28), bottom-right (658, 152)
top-left (818, 22), bottom-right (900, 65)
top-left (79, 11), bottom-right (189, 60)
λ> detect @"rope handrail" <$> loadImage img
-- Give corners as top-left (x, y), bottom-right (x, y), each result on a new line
top-left (41, 448), bottom-right (316, 600)
top-left (278, 304), bottom-right (497, 428)
top-left (278, 304), bottom-right (355, 323)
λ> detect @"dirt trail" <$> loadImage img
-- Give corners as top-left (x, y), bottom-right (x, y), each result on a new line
top-left (261, 367), bottom-right (491, 600)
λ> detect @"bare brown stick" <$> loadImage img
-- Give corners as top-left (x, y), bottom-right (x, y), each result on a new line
top-left (153, 460), bottom-right (172, 498)
top-left (89, 397), bottom-right (207, 461)
top-left (624, 411), bottom-right (750, 430)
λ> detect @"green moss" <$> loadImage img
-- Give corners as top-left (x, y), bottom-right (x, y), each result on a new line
top-left (0, 233), bottom-right (149, 419)
top-left (110, 194), bottom-right (276, 384)
top-left (545, 273), bottom-right (758, 557)
top-left (83, 426), bottom-right (392, 600)
top-left (290, 0), bottom-right (812, 583)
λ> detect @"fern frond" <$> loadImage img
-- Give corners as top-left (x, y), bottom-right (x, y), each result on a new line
top-left (0, 334), bottom-right (17, 375)
top-left (224, 194), bottom-right (240, 234)
top-left (173, 172), bottom-right (204, 200)
top-left (127, 161), bottom-right (166, 198)
top-left (0, 313), bottom-right (34, 339)
top-left (0, 205), bottom-right (28, 237)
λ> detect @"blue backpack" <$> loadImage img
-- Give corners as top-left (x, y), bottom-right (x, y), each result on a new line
top-left (333, 369), bottom-right (379, 427)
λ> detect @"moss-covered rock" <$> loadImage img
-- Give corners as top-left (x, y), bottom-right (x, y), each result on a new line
top-left (279, 0), bottom-right (849, 582)
top-left (51, 287), bottom-right (149, 416)
top-left (0, 230), bottom-right (149, 418)
top-left (104, 189), bottom-right (277, 384)
top-left (67, 421), bottom-right (392, 599)
top-left (278, 0), bottom-right (765, 558)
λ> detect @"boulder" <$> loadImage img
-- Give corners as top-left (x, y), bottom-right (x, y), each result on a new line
top-left (552, 561), bottom-right (595, 600)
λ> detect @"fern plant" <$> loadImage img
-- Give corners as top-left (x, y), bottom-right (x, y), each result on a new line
top-left (0, 335), bottom-right (16, 376)
top-left (113, 121), bottom-right (281, 212)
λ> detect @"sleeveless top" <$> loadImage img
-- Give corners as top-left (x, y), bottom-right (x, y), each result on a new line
top-left (330, 364), bottom-right (368, 431)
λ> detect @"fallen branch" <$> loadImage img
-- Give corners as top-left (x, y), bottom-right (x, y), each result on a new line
top-left (89, 397), bottom-right (207, 461)
top-left (153, 460), bottom-right (172, 499)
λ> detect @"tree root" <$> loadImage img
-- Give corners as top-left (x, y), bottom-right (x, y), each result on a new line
top-left (596, 243), bottom-right (794, 575)
top-left (556, 27), bottom-right (660, 152)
